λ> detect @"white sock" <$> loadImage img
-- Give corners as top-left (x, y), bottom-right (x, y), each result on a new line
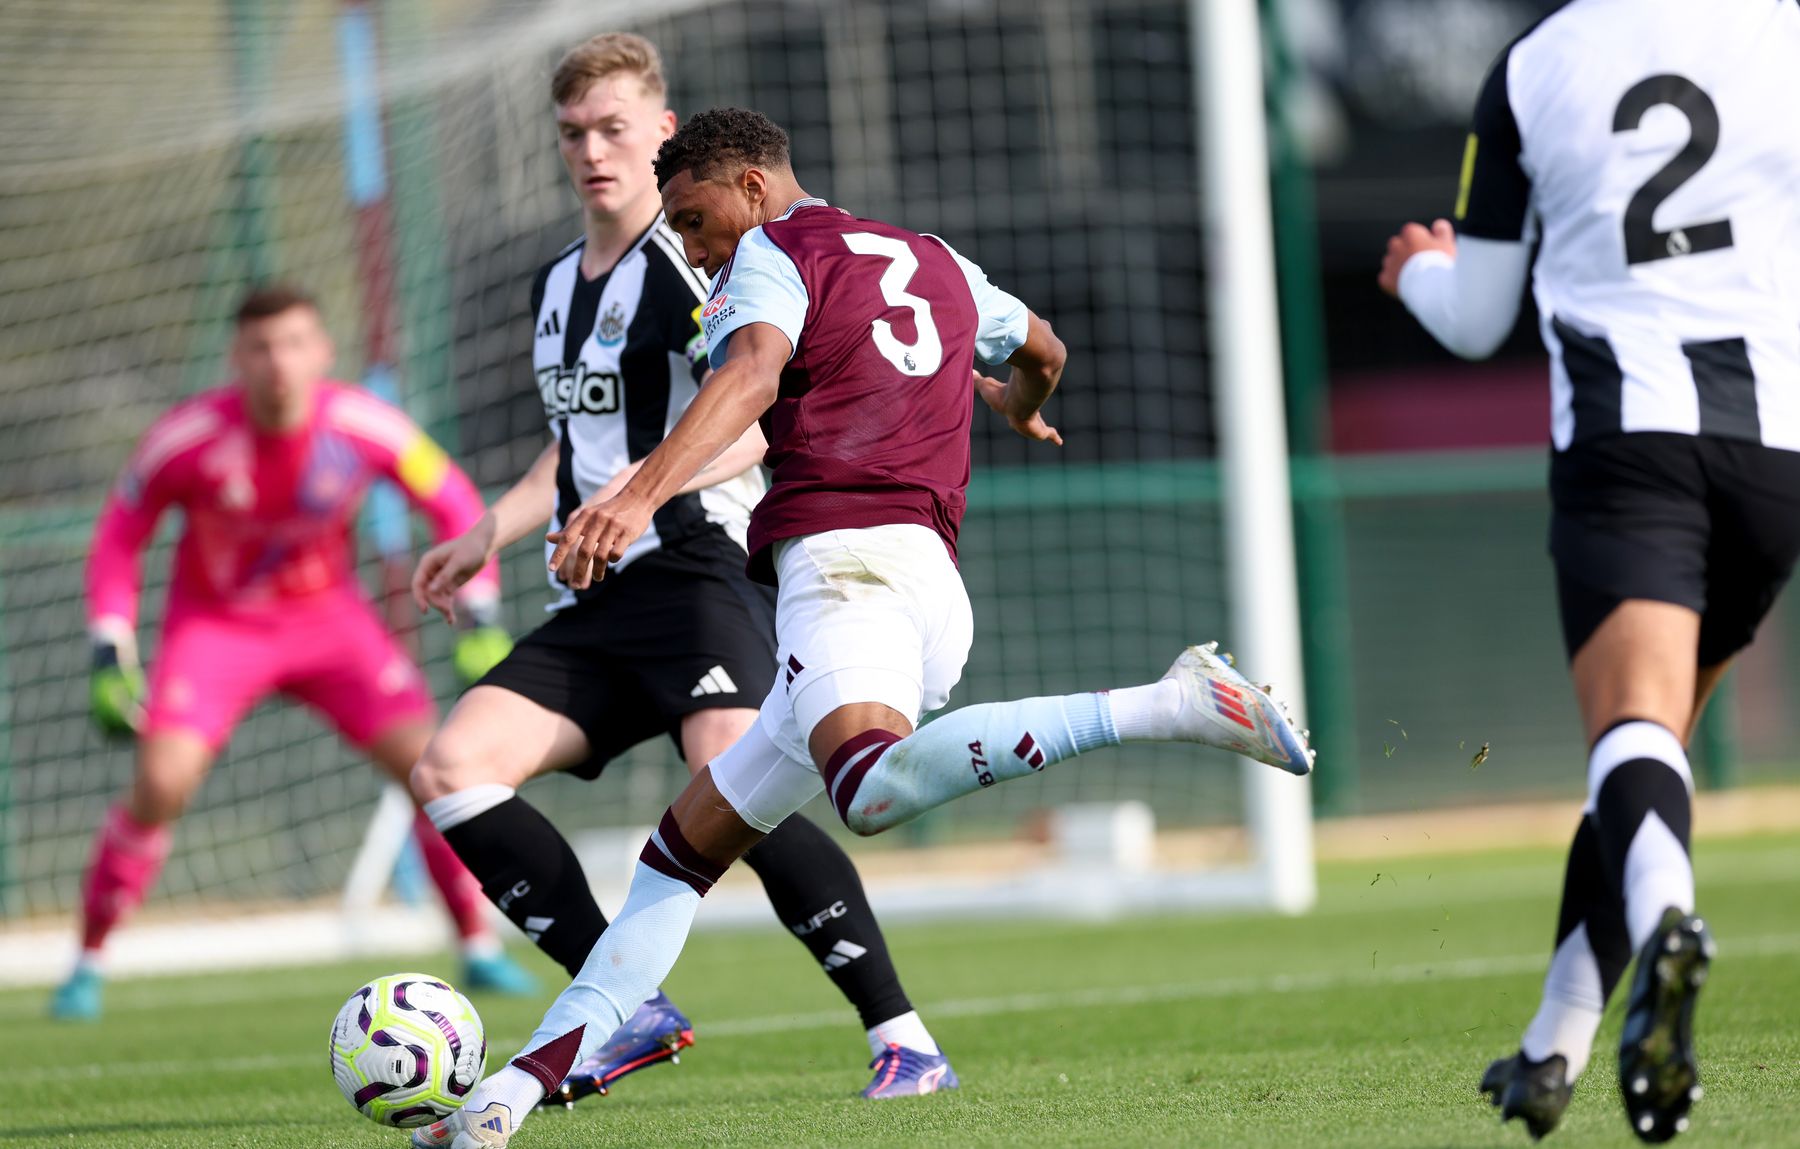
top-left (74, 948), bottom-right (105, 977)
top-left (422, 784), bottom-right (515, 833)
top-left (1107, 679), bottom-right (1182, 741)
top-left (466, 1065), bottom-right (542, 1122)
top-left (836, 692), bottom-right (1117, 833)
top-left (868, 1009), bottom-right (939, 1057)
top-left (1519, 924), bottom-right (1605, 1079)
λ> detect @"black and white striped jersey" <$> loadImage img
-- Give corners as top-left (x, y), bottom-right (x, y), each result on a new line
top-left (1456, 0), bottom-right (1800, 451)
top-left (530, 220), bottom-right (763, 610)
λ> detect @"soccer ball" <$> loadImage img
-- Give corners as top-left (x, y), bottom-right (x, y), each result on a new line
top-left (329, 972), bottom-right (486, 1127)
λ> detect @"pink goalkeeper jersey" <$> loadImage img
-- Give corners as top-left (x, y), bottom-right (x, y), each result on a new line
top-left (87, 382), bottom-right (496, 627)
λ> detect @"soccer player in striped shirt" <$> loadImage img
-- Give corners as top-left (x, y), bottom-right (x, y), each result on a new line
top-left (1381, 1), bottom-right (1800, 1139)
top-left (55, 286), bottom-right (534, 1021)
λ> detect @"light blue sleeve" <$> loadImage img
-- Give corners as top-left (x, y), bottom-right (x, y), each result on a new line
top-left (930, 236), bottom-right (1030, 366)
top-left (704, 228), bottom-right (810, 369)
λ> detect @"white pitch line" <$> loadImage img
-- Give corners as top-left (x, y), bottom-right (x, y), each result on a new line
top-left (11, 931), bottom-right (1800, 1086)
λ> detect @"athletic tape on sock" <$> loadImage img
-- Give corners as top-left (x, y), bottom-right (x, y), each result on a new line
top-left (423, 783), bottom-right (516, 832)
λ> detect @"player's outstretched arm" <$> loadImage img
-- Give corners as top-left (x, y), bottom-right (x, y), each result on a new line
top-left (413, 437), bottom-right (558, 624)
top-left (976, 311), bottom-right (1066, 445)
top-left (546, 321), bottom-right (786, 590)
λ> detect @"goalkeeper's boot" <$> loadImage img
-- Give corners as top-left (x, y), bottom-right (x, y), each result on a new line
top-left (459, 951), bottom-right (539, 997)
top-left (1480, 1051), bottom-right (1572, 1140)
top-left (860, 1044), bottom-right (959, 1099)
top-left (541, 991), bottom-right (694, 1106)
top-left (1619, 909), bottom-right (1714, 1143)
top-left (1166, 643), bottom-right (1315, 775)
top-left (411, 1101), bottom-right (514, 1148)
top-left (48, 967), bottom-right (104, 1022)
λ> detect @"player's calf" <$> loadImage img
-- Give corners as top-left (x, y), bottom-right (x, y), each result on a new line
top-left (822, 644), bottom-right (1312, 836)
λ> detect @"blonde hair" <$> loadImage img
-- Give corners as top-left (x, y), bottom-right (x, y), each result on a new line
top-left (551, 32), bottom-right (666, 106)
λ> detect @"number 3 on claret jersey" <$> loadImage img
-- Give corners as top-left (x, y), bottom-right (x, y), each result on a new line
top-left (843, 232), bottom-right (944, 377)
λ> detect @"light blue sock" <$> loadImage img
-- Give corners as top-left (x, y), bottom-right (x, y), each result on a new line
top-left (837, 692), bottom-right (1119, 835)
top-left (472, 862), bottom-right (701, 1124)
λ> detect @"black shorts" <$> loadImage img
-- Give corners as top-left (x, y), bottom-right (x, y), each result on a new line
top-left (474, 531), bottom-right (777, 779)
top-left (1548, 433), bottom-right (1800, 664)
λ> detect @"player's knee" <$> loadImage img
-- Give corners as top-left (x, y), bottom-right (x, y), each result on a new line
top-left (131, 737), bottom-right (210, 823)
top-left (409, 737), bottom-right (486, 804)
top-left (127, 774), bottom-right (192, 825)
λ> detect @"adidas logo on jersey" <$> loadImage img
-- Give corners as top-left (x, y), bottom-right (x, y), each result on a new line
top-left (538, 311), bottom-right (561, 338)
top-left (689, 665), bottom-right (739, 697)
top-left (822, 939), bottom-right (867, 971)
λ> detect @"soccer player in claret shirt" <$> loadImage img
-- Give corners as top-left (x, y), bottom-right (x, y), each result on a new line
top-left (412, 107), bottom-right (1313, 1147)
top-left (407, 33), bottom-right (952, 1104)
top-left (1381, 2), bottom-right (1800, 1140)
top-left (53, 287), bottom-right (535, 1021)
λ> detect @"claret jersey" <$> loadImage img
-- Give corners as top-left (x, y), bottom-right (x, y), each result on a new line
top-left (703, 199), bottom-right (1030, 582)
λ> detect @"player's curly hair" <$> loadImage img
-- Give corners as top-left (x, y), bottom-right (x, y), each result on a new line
top-left (654, 107), bottom-right (791, 189)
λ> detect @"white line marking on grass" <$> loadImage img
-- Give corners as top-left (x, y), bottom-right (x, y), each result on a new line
top-left (705, 929), bottom-right (1800, 1037)
top-left (13, 931), bottom-right (1800, 1085)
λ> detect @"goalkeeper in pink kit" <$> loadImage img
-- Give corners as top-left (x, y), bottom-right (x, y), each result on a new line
top-left (54, 286), bottom-right (535, 1020)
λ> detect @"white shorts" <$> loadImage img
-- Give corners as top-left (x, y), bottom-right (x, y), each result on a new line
top-left (709, 524), bottom-right (974, 831)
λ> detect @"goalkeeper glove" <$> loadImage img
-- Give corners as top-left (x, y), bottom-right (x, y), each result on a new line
top-left (452, 596), bottom-right (512, 687)
top-left (89, 622), bottom-right (145, 738)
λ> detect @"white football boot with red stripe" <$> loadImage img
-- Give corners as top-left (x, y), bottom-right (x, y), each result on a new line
top-left (1164, 643), bottom-right (1314, 775)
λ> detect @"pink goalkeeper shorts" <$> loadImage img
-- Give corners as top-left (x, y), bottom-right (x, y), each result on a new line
top-left (143, 594), bottom-right (435, 750)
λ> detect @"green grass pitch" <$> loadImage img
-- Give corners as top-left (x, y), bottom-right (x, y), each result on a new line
top-left (4, 832), bottom-right (1798, 1148)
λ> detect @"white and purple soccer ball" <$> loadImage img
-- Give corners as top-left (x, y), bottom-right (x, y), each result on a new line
top-left (329, 972), bottom-right (486, 1127)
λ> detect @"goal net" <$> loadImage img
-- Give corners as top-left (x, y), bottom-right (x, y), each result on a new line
top-left (0, 0), bottom-right (1311, 980)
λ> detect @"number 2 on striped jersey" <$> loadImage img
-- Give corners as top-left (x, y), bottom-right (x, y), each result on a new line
top-left (1612, 74), bottom-right (1734, 266)
top-left (843, 232), bottom-right (944, 376)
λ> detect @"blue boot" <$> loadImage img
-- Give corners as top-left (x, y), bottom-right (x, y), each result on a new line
top-left (543, 991), bottom-right (695, 1106)
top-left (49, 967), bottom-right (104, 1022)
top-left (459, 951), bottom-right (539, 997)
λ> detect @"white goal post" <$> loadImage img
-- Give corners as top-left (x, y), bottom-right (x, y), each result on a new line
top-left (0, 0), bottom-right (1318, 986)
top-left (1195, 0), bottom-right (1319, 914)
